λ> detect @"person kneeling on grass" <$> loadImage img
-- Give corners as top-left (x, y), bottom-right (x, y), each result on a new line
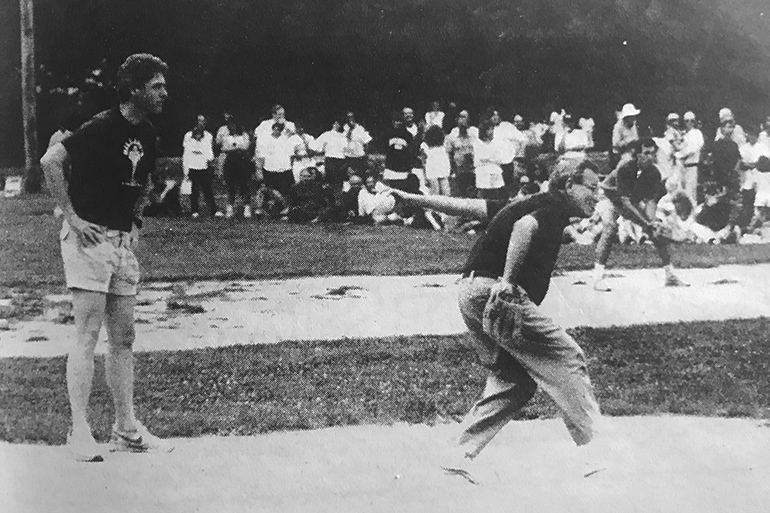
top-left (388, 158), bottom-right (614, 481)
top-left (287, 167), bottom-right (333, 223)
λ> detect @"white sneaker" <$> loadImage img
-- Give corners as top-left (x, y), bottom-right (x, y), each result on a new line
top-left (109, 422), bottom-right (174, 454)
top-left (67, 429), bottom-right (104, 462)
top-left (214, 211), bottom-right (224, 217)
top-left (243, 205), bottom-right (252, 218)
top-left (191, 212), bottom-right (200, 219)
top-left (225, 205), bottom-right (235, 219)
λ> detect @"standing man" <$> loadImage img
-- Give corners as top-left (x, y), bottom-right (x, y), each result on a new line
top-left (182, 114), bottom-right (222, 218)
top-left (389, 159), bottom-right (610, 478)
top-left (593, 138), bottom-right (689, 291)
top-left (342, 111), bottom-right (372, 176)
top-left (679, 111), bottom-right (704, 205)
top-left (41, 54), bottom-right (174, 461)
top-left (611, 103), bottom-right (641, 167)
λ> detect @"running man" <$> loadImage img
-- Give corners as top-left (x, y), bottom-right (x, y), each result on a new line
top-left (390, 158), bottom-right (610, 478)
top-left (41, 54), bottom-right (174, 461)
top-left (593, 138), bottom-right (689, 291)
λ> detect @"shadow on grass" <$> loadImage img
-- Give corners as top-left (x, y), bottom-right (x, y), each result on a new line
top-left (3, 317), bottom-right (770, 445)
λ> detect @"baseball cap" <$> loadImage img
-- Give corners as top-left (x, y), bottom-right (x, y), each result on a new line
top-left (718, 108), bottom-right (735, 123)
top-left (683, 111), bottom-right (696, 121)
top-left (666, 113), bottom-right (680, 122)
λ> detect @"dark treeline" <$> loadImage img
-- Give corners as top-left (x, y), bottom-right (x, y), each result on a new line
top-left (1, 0), bottom-right (769, 165)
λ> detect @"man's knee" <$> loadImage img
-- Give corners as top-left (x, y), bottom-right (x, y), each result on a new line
top-left (107, 321), bottom-right (135, 348)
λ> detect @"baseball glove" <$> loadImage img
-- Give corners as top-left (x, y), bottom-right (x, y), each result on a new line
top-left (482, 285), bottom-right (523, 348)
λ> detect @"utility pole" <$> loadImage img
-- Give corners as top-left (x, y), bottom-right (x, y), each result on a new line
top-left (20, 0), bottom-right (41, 193)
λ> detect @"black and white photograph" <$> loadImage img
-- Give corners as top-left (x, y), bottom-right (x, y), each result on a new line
top-left (2, 1), bottom-right (770, 511)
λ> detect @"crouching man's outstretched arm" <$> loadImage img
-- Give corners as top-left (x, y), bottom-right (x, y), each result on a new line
top-left (387, 189), bottom-right (492, 221)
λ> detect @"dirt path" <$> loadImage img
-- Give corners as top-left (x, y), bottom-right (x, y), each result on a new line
top-left (3, 416), bottom-right (770, 513)
top-left (1, 263), bottom-right (768, 358)
top-left (3, 264), bottom-right (770, 512)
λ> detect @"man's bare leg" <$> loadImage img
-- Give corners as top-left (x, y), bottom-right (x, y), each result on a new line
top-left (104, 294), bottom-right (138, 433)
top-left (67, 289), bottom-right (106, 459)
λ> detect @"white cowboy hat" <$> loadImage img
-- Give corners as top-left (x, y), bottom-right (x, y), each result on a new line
top-left (620, 103), bottom-right (641, 118)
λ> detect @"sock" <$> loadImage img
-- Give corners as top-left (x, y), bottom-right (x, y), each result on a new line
top-left (664, 264), bottom-right (674, 277)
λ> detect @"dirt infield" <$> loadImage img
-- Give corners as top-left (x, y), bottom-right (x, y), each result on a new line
top-left (3, 264), bottom-right (770, 512)
top-left (2, 263), bottom-right (768, 358)
top-left (3, 416), bottom-right (770, 513)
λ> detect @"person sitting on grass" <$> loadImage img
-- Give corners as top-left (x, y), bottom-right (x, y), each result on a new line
top-left (287, 167), bottom-right (333, 223)
top-left (689, 181), bottom-right (733, 244)
top-left (656, 178), bottom-right (695, 243)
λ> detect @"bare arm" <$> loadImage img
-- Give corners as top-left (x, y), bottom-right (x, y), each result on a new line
top-left (40, 143), bottom-right (102, 245)
top-left (502, 215), bottom-right (538, 286)
top-left (389, 189), bottom-right (489, 220)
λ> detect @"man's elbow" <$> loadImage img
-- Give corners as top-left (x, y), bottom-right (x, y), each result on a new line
top-left (41, 143), bottom-right (66, 168)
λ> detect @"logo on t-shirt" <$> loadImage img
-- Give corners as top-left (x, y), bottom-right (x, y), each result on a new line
top-left (123, 139), bottom-right (145, 182)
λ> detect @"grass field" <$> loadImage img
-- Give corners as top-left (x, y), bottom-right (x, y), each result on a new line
top-left (3, 194), bottom-right (770, 445)
top-left (3, 318), bottom-right (770, 445)
top-left (3, 195), bottom-right (770, 288)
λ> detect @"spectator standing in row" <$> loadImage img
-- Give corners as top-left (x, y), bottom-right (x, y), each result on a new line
top-left (679, 111), bottom-right (704, 206)
top-left (220, 117), bottom-right (253, 218)
top-left (213, 111), bottom-right (233, 178)
top-left (316, 120), bottom-right (348, 210)
top-left (556, 114), bottom-right (591, 159)
top-left (714, 108), bottom-right (746, 147)
top-left (490, 109), bottom-right (520, 197)
top-left (611, 103), bottom-right (640, 167)
top-left (182, 114), bottom-right (222, 218)
top-left (709, 117), bottom-right (742, 241)
top-left (291, 122), bottom-right (316, 183)
top-left (256, 122), bottom-right (296, 207)
top-left (447, 110), bottom-right (478, 199)
top-left (473, 120), bottom-right (507, 200)
top-left (254, 104), bottom-right (296, 146)
top-left (420, 124), bottom-right (451, 196)
top-left (383, 110), bottom-right (419, 192)
top-left (424, 100), bottom-right (444, 129)
top-left (343, 111), bottom-right (372, 176)
top-left (738, 126), bottom-right (770, 230)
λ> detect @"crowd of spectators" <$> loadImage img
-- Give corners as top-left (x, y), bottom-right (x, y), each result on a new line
top-left (141, 100), bottom-right (770, 243)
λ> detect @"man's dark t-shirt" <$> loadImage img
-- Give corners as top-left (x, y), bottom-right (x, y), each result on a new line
top-left (62, 107), bottom-right (157, 232)
top-left (710, 138), bottom-right (741, 192)
top-left (384, 126), bottom-right (416, 173)
top-left (462, 192), bottom-right (574, 305)
top-left (600, 159), bottom-right (662, 204)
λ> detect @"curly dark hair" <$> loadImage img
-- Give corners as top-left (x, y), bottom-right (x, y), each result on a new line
top-left (116, 53), bottom-right (168, 102)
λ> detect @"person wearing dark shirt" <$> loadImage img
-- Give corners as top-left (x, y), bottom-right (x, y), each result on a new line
top-left (593, 138), bottom-right (688, 291)
top-left (382, 111), bottom-right (419, 193)
top-left (389, 158), bottom-right (610, 477)
top-left (707, 119), bottom-right (743, 242)
top-left (41, 54), bottom-right (174, 462)
top-left (287, 167), bottom-right (332, 223)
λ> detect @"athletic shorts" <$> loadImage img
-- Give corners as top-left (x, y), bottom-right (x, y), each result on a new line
top-left (60, 220), bottom-right (139, 296)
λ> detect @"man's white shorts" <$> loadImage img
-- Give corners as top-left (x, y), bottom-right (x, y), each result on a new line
top-left (60, 220), bottom-right (139, 296)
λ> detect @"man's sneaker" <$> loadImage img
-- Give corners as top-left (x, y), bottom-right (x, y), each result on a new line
top-left (243, 205), bottom-right (252, 218)
top-left (109, 423), bottom-right (174, 454)
top-left (665, 274), bottom-right (690, 287)
top-left (67, 429), bottom-right (104, 462)
top-left (441, 454), bottom-right (479, 485)
top-left (225, 205), bottom-right (235, 219)
top-left (214, 210), bottom-right (224, 217)
top-left (593, 277), bottom-right (611, 292)
top-left (191, 212), bottom-right (200, 219)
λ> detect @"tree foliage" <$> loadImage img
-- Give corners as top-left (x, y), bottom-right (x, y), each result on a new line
top-left (1, 0), bottom-right (769, 164)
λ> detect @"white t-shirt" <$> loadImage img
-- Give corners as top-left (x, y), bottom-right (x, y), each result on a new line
top-left (343, 124), bottom-right (372, 158)
top-left (740, 142), bottom-right (770, 190)
top-left (424, 111), bottom-right (444, 129)
top-left (493, 122), bottom-right (520, 164)
top-left (679, 128), bottom-right (704, 166)
top-left (473, 139), bottom-right (505, 190)
top-left (182, 130), bottom-right (214, 171)
top-left (420, 142), bottom-right (451, 179)
top-left (315, 130), bottom-right (347, 159)
top-left (258, 134), bottom-right (295, 172)
top-left (253, 119), bottom-right (296, 157)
